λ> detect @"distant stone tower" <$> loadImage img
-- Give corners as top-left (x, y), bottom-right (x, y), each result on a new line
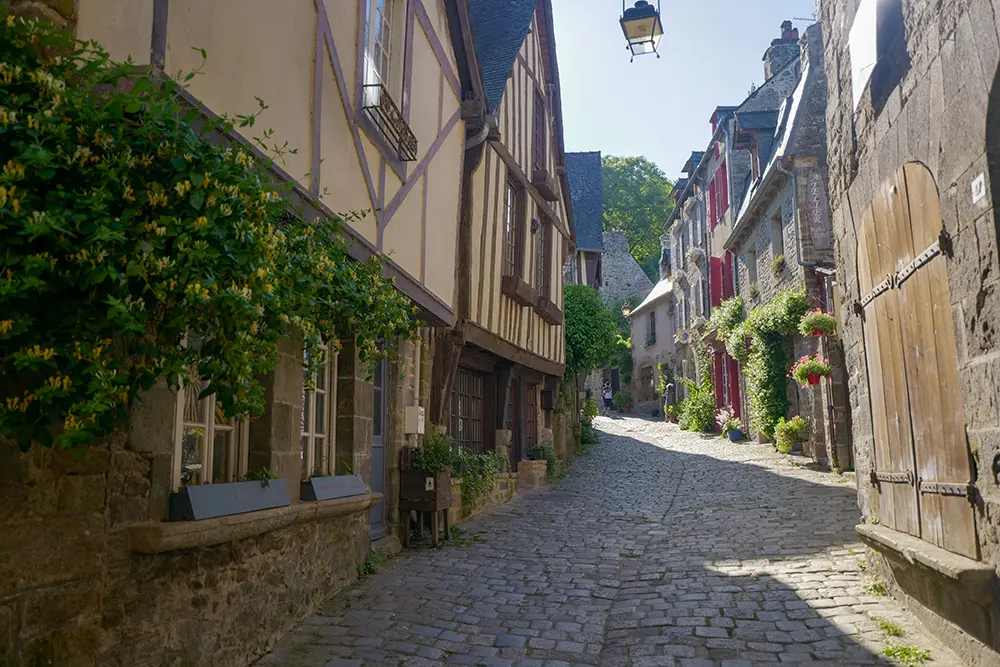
top-left (598, 231), bottom-right (653, 307)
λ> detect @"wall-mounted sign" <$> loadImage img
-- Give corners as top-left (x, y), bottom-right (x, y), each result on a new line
top-left (806, 169), bottom-right (832, 250)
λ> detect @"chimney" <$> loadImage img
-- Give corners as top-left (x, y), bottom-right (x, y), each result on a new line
top-left (763, 20), bottom-right (800, 79)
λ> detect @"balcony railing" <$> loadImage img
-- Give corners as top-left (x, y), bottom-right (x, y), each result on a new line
top-left (362, 83), bottom-right (418, 162)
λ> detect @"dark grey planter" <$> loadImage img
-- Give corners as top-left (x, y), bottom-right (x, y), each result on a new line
top-left (727, 430), bottom-right (743, 442)
top-left (300, 474), bottom-right (368, 501)
top-left (169, 479), bottom-right (290, 521)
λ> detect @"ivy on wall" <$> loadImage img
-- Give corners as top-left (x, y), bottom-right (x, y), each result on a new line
top-left (0, 14), bottom-right (419, 448)
top-left (564, 285), bottom-right (618, 377)
top-left (709, 291), bottom-right (808, 439)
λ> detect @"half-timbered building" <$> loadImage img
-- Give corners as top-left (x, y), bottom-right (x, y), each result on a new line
top-left (432, 0), bottom-right (575, 468)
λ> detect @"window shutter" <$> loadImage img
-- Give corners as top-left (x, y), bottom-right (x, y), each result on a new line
top-left (719, 161), bottom-right (729, 216)
top-left (710, 256), bottom-right (723, 308)
top-left (533, 90), bottom-right (545, 173)
top-left (713, 354), bottom-right (724, 409)
top-left (722, 250), bottom-right (735, 298)
top-left (709, 178), bottom-right (717, 229)
top-left (727, 356), bottom-right (741, 417)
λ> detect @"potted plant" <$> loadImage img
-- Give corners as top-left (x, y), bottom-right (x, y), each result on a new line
top-left (798, 309), bottom-right (837, 337)
top-left (400, 430), bottom-right (455, 513)
top-left (666, 403), bottom-right (681, 423)
top-left (722, 417), bottom-right (744, 442)
top-left (774, 416), bottom-right (809, 454)
top-left (790, 354), bottom-right (832, 387)
top-left (612, 391), bottom-right (632, 413)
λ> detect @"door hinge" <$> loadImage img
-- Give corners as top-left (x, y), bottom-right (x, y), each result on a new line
top-left (870, 469), bottom-right (913, 486)
top-left (918, 478), bottom-right (975, 501)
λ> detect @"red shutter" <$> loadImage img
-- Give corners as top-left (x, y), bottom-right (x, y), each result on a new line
top-left (719, 161), bottom-right (729, 217)
top-left (722, 250), bottom-right (735, 298)
top-left (727, 356), bottom-right (741, 417)
top-left (713, 354), bottom-right (724, 409)
top-left (709, 177), bottom-right (717, 230)
top-left (710, 257), bottom-right (723, 308)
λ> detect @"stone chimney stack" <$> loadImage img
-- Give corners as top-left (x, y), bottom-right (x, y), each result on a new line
top-left (763, 20), bottom-right (800, 79)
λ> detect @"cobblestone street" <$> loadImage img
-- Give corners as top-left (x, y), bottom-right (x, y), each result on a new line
top-left (257, 417), bottom-right (965, 667)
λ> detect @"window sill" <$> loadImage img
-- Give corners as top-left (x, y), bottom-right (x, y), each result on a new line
top-left (531, 168), bottom-right (560, 202)
top-left (855, 523), bottom-right (996, 604)
top-left (502, 274), bottom-right (536, 307)
top-left (534, 295), bottom-right (563, 325)
top-left (125, 492), bottom-right (382, 554)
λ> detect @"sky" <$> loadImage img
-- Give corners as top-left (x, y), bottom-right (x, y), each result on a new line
top-left (550, 0), bottom-right (819, 182)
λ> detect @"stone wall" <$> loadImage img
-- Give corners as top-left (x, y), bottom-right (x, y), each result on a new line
top-left (821, 0), bottom-right (1000, 662)
top-left (6, 0), bottom-right (76, 27)
top-left (599, 231), bottom-right (653, 307)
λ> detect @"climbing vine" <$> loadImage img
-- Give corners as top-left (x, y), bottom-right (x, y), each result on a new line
top-left (564, 285), bottom-right (617, 377)
top-left (0, 14), bottom-right (419, 449)
top-left (709, 292), bottom-right (808, 439)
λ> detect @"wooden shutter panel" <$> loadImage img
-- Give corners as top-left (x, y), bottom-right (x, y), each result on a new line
top-left (533, 90), bottom-right (545, 173)
top-left (719, 161), bottom-right (729, 217)
top-left (709, 178), bottom-right (717, 229)
top-left (709, 256), bottom-right (723, 307)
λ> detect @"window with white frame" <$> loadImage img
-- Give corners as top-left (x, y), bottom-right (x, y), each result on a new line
top-left (173, 374), bottom-right (248, 489)
top-left (301, 345), bottom-right (337, 479)
top-left (364, 0), bottom-right (399, 93)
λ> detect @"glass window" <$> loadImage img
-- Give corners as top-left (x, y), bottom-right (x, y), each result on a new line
top-left (301, 345), bottom-right (336, 479)
top-left (364, 0), bottom-right (394, 90)
top-left (174, 372), bottom-right (247, 489)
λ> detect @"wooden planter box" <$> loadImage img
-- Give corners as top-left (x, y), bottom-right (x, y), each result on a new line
top-left (169, 479), bottom-right (290, 521)
top-left (301, 474), bottom-right (368, 501)
top-left (534, 295), bottom-right (563, 325)
top-left (501, 274), bottom-right (536, 307)
top-left (399, 469), bottom-right (453, 512)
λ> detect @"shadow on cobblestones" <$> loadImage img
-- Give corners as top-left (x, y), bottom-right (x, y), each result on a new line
top-left (254, 417), bottom-right (963, 667)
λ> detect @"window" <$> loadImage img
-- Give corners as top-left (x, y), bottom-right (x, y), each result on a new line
top-left (702, 277), bottom-right (711, 315)
top-left (715, 161), bottom-right (729, 223)
top-left (770, 209), bottom-right (784, 258)
top-left (680, 223), bottom-right (688, 258)
top-left (535, 216), bottom-right (551, 298)
top-left (525, 385), bottom-right (538, 451)
top-left (503, 177), bottom-right (523, 277)
top-left (646, 310), bottom-right (657, 347)
top-left (364, 0), bottom-right (399, 94)
top-left (451, 369), bottom-right (484, 453)
top-left (747, 246), bottom-right (758, 287)
top-left (721, 354), bottom-right (730, 404)
top-left (532, 88), bottom-right (546, 173)
top-left (301, 345), bottom-right (336, 479)
top-left (173, 374), bottom-right (248, 489)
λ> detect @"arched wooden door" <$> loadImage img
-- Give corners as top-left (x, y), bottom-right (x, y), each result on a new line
top-left (856, 163), bottom-right (978, 559)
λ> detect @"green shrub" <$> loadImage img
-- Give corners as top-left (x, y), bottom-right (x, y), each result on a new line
top-left (612, 391), bottom-right (632, 410)
top-left (774, 416), bottom-right (808, 453)
top-left (798, 308), bottom-right (837, 336)
top-left (581, 398), bottom-right (599, 425)
top-left (0, 13), bottom-right (418, 449)
top-left (790, 354), bottom-right (831, 387)
top-left (412, 430), bottom-right (456, 473)
top-left (721, 417), bottom-right (743, 434)
top-left (666, 403), bottom-right (681, 420)
top-left (580, 421), bottom-right (598, 445)
top-left (564, 285), bottom-right (618, 376)
top-left (452, 449), bottom-right (506, 514)
top-left (678, 378), bottom-right (715, 432)
top-left (771, 254), bottom-right (786, 277)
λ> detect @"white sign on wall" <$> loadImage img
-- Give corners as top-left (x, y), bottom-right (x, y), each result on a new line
top-left (849, 0), bottom-right (878, 111)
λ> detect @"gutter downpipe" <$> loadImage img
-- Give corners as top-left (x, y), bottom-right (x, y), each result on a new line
top-left (775, 159), bottom-right (817, 268)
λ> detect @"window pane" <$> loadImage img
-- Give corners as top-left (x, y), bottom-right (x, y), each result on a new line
top-left (301, 435), bottom-right (310, 479)
top-left (183, 379), bottom-right (208, 423)
top-left (212, 427), bottom-right (234, 483)
top-left (302, 391), bottom-right (312, 436)
top-left (313, 437), bottom-right (327, 477)
top-left (315, 390), bottom-right (326, 435)
top-left (180, 426), bottom-right (204, 486)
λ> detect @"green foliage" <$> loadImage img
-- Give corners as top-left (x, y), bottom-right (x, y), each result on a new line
top-left (581, 397), bottom-right (599, 425)
top-left (882, 644), bottom-right (931, 666)
top-left (874, 617), bottom-right (905, 637)
top-left (0, 14), bottom-right (418, 449)
top-left (453, 449), bottom-right (507, 515)
top-left (602, 155), bottom-right (675, 281)
top-left (655, 362), bottom-right (674, 398)
top-left (529, 444), bottom-right (563, 478)
top-left (865, 575), bottom-right (889, 596)
top-left (774, 415), bottom-right (808, 453)
top-left (244, 467), bottom-right (277, 486)
top-left (798, 309), bottom-right (837, 336)
top-left (613, 334), bottom-right (634, 385)
top-left (613, 293), bottom-right (643, 333)
top-left (707, 296), bottom-right (745, 343)
top-left (771, 254), bottom-right (786, 277)
top-left (612, 390), bottom-right (632, 410)
top-left (412, 430), bottom-right (456, 473)
top-left (580, 421), bottom-right (598, 446)
top-left (564, 285), bottom-right (618, 376)
top-left (790, 354), bottom-right (831, 387)
top-left (666, 403), bottom-right (681, 420)
top-left (449, 525), bottom-right (483, 547)
top-left (734, 290), bottom-right (809, 439)
top-left (338, 459), bottom-right (353, 475)
top-left (748, 284), bottom-right (760, 300)
top-left (677, 378), bottom-right (715, 432)
top-left (358, 549), bottom-right (387, 577)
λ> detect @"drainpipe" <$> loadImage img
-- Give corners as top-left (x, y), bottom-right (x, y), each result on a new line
top-left (775, 159), bottom-right (817, 268)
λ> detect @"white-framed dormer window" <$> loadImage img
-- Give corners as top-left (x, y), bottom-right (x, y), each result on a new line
top-left (173, 374), bottom-right (249, 489)
top-left (301, 344), bottom-right (337, 479)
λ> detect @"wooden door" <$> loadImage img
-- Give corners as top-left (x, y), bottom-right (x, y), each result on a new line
top-left (506, 379), bottom-right (521, 472)
top-left (857, 163), bottom-right (978, 559)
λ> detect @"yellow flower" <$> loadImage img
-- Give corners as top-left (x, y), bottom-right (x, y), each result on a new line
top-left (0, 320), bottom-right (13, 334)
top-left (123, 184), bottom-right (135, 202)
top-left (6, 15), bottom-right (15, 27)
top-left (11, 199), bottom-right (19, 213)
top-left (174, 180), bottom-right (191, 196)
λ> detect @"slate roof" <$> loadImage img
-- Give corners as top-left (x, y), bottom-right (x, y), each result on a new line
top-left (734, 110), bottom-right (780, 131)
top-left (629, 277), bottom-right (673, 319)
top-left (467, 0), bottom-right (539, 114)
top-left (565, 151), bottom-right (604, 252)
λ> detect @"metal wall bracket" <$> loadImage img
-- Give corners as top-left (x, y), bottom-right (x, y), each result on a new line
top-left (918, 478), bottom-right (975, 502)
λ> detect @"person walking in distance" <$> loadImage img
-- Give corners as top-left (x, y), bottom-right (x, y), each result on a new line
top-left (601, 382), bottom-right (614, 417)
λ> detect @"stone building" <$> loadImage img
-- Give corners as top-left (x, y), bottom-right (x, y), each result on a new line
top-left (723, 24), bottom-right (852, 470)
top-left (821, 0), bottom-right (1000, 663)
top-left (565, 151), bottom-right (605, 288)
top-left (628, 236), bottom-right (677, 416)
top-left (0, 1), bottom-right (573, 666)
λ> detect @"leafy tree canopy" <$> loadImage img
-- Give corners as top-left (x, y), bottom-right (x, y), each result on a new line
top-left (564, 285), bottom-right (617, 377)
top-left (602, 155), bottom-right (675, 281)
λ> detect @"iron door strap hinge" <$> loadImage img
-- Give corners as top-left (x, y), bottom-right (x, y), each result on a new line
top-left (870, 469), bottom-right (913, 486)
top-left (856, 236), bottom-right (948, 316)
top-left (894, 240), bottom-right (941, 289)
top-left (918, 479), bottom-right (976, 501)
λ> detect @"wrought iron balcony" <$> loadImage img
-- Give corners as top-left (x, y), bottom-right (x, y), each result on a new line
top-left (362, 83), bottom-right (418, 162)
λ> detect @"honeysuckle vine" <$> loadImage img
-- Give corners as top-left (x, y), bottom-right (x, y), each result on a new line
top-left (0, 13), bottom-right (419, 449)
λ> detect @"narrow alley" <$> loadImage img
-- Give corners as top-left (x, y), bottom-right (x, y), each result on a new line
top-left (256, 418), bottom-right (961, 667)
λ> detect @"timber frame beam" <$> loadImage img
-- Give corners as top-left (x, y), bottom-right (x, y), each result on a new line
top-left (489, 139), bottom-right (571, 240)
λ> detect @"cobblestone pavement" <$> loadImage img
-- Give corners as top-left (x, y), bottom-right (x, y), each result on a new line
top-left (256, 416), bottom-right (965, 667)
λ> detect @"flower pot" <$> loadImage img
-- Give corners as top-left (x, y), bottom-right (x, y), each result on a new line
top-left (807, 374), bottom-right (821, 385)
top-left (727, 430), bottom-right (743, 442)
top-left (812, 329), bottom-right (824, 337)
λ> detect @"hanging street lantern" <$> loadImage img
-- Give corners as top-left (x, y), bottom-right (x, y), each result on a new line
top-left (620, 0), bottom-right (664, 61)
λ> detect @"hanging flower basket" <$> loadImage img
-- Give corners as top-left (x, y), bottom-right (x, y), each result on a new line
top-left (790, 354), bottom-right (831, 388)
top-left (798, 309), bottom-right (837, 337)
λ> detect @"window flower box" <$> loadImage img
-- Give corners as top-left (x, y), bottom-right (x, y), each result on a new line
top-left (300, 474), bottom-right (368, 502)
top-left (169, 479), bottom-right (290, 521)
top-left (501, 274), bottom-right (536, 307)
top-left (532, 167), bottom-right (560, 202)
top-left (534, 295), bottom-right (563, 325)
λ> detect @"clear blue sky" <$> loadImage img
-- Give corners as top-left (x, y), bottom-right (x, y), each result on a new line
top-left (551, 0), bottom-right (818, 182)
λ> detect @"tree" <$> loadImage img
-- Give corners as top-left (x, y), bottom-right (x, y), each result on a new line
top-left (563, 285), bottom-right (618, 377)
top-left (602, 155), bottom-right (675, 281)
